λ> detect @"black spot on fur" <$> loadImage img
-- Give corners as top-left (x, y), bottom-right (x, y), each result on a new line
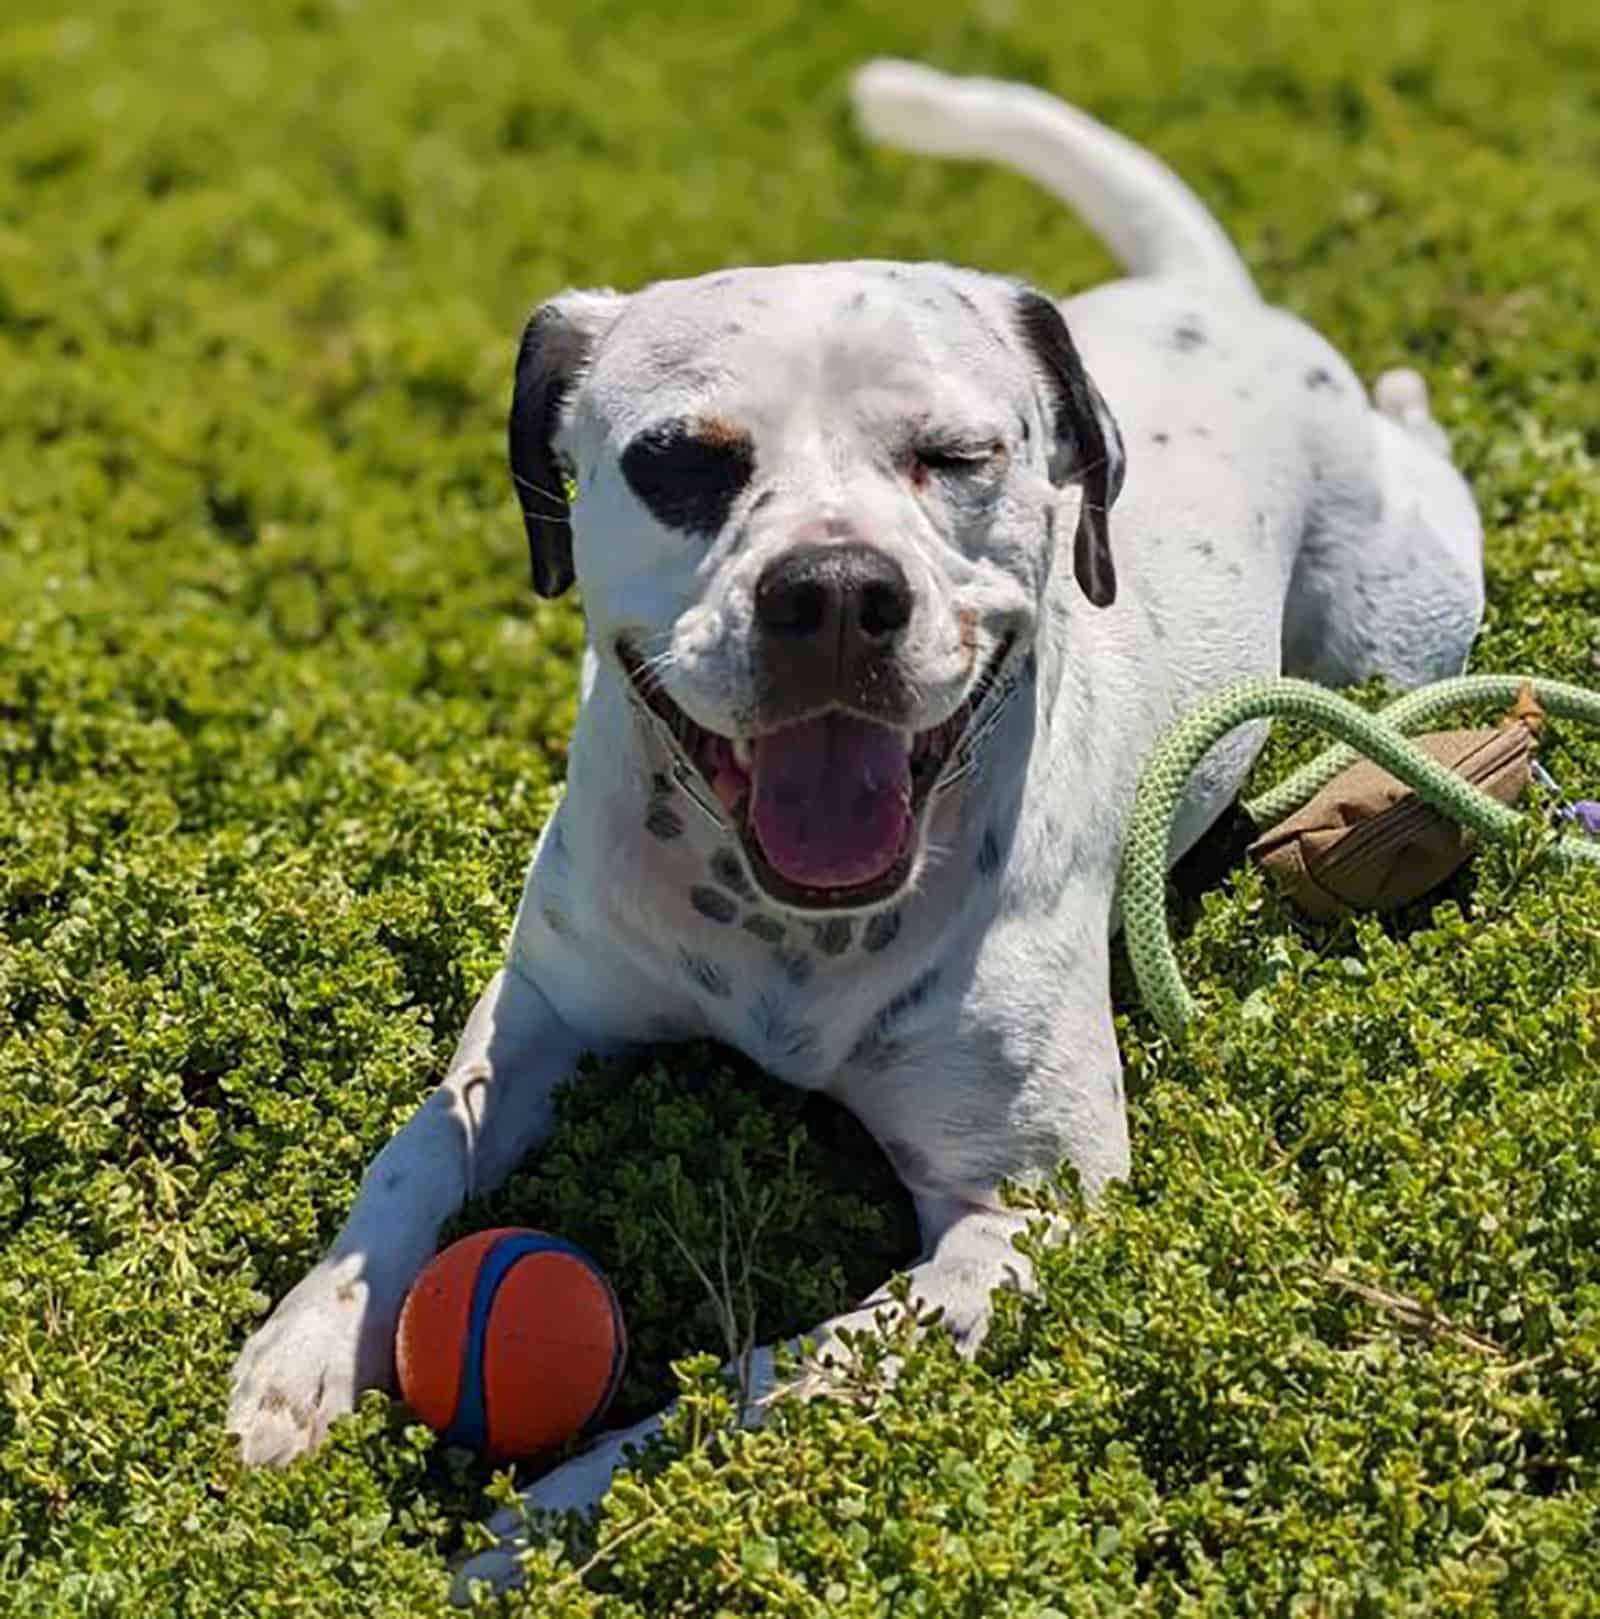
top-left (1192, 424), bottom-right (1212, 439)
top-left (1142, 601), bottom-right (1168, 642)
top-left (723, 320), bottom-right (744, 336)
top-left (868, 967), bottom-right (941, 1040)
top-left (976, 827), bottom-right (1002, 878)
top-left (645, 798), bottom-right (684, 841)
top-left (810, 919), bottom-right (853, 956)
top-left (1172, 318), bottom-right (1207, 351)
top-left (862, 909), bottom-right (902, 953)
top-left (1193, 538), bottom-right (1216, 561)
top-left (678, 949), bottom-right (732, 999)
top-left (1151, 431), bottom-right (1171, 446)
top-left (750, 993), bottom-right (819, 1063)
top-left (711, 847), bottom-right (755, 899)
top-left (1234, 386), bottom-right (1253, 401)
top-left (621, 419), bottom-right (755, 538)
top-left (849, 1033), bottom-right (903, 1072)
top-left (690, 886), bottom-right (737, 924)
top-left (742, 913), bottom-right (785, 944)
top-left (541, 905), bottom-right (571, 937)
top-left (1304, 366), bottom-right (1341, 393)
top-left (772, 948), bottom-right (814, 988)
top-left (846, 290), bottom-right (868, 312)
top-left (844, 972), bottom-right (941, 1068)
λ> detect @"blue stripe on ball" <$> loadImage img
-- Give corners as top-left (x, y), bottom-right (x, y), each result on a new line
top-left (446, 1231), bottom-right (613, 1452)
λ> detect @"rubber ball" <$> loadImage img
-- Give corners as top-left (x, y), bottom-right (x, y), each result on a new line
top-left (395, 1227), bottom-right (626, 1461)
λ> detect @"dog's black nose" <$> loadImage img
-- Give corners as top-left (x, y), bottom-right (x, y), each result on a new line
top-left (755, 543), bottom-right (913, 648)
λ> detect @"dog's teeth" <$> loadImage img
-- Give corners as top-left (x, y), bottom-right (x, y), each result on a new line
top-left (732, 737), bottom-right (753, 771)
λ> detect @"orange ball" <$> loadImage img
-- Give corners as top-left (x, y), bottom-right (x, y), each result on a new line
top-left (395, 1227), bottom-right (626, 1461)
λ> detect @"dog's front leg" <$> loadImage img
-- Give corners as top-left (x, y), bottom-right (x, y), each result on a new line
top-left (228, 963), bottom-right (597, 1466)
top-left (450, 1193), bottom-right (1035, 1603)
top-left (812, 1191), bottom-right (1037, 1360)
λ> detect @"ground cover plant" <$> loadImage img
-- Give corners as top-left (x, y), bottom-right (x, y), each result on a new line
top-left (3, 0), bottom-right (1599, 1612)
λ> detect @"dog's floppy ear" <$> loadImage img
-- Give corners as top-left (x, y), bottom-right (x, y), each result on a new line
top-left (1014, 288), bottom-right (1126, 608)
top-left (509, 290), bottom-right (626, 598)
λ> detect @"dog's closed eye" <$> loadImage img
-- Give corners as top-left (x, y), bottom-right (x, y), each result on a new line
top-left (621, 417), bottom-right (756, 538)
top-left (908, 436), bottom-right (1007, 487)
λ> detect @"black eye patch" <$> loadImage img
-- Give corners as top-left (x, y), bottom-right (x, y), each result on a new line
top-left (620, 418), bottom-right (755, 538)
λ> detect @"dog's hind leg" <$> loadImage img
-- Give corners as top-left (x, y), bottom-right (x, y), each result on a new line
top-left (1281, 368), bottom-right (1484, 691)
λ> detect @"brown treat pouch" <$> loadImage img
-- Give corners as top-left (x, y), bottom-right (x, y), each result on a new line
top-left (1248, 714), bottom-right (1538, 920)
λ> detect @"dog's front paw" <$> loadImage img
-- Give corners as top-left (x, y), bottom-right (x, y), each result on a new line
top-left (227, 1253), bottom-right (400, 1467)
top-left (450, 1415), bottom-right (664, 1604)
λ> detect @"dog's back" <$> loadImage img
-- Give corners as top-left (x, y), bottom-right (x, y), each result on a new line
top-left (854, 57), bottom-right (1483, 704)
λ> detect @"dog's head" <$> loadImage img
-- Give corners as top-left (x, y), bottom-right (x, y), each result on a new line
top-left (510, 263), bottom-right (1124, 914)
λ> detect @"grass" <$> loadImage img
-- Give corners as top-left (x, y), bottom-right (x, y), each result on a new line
top-left (2, 0), bottom-right (1599, 1612)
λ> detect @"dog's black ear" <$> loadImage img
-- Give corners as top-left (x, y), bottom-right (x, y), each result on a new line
top-left (1014, 288), bottom-right (1126, 609)
top-left (509, 290), bottom-right (626, 598)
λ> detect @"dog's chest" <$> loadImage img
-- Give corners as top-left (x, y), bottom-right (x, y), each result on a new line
top-left (534, 765), bottom-right (962, 1085)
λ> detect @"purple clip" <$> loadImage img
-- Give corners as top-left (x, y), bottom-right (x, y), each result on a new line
top-left (1571, 801), bottom-right (1600, 837)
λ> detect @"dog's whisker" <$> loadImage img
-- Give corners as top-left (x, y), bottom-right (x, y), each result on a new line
top-left (511, 471), bottom-right (575, 520)
top-left (639, 645), bottom-right (683, 681)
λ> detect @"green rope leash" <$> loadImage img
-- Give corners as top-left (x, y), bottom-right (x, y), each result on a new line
top-left (1120, 675), bottom-right (1600, 1037)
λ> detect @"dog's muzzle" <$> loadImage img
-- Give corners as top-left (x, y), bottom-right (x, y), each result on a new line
top-left (618, 587), bottom-right (1019, 913)
top-left (741, 541), bottom-right (916, 890)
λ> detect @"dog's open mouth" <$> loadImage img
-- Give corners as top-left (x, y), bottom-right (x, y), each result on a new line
top-left (617, 638), bottom-right (1013, 911)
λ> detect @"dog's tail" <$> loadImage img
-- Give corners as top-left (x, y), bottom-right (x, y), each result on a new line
top-left (851, 59), bottom-right (1259, 303)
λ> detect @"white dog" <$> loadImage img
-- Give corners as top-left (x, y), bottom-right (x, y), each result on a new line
top-left (228, 60), bottom-right (1484, 1591)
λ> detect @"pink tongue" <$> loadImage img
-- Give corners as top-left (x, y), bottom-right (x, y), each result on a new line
top-left (750, 714), bottom-right (912, 889)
